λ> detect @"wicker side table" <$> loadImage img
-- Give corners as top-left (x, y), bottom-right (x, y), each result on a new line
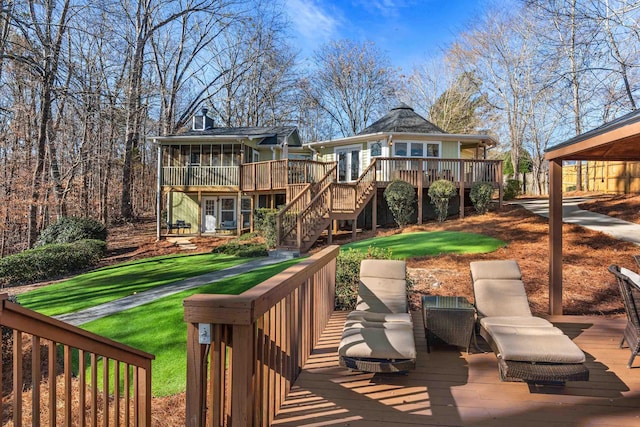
top-left (422, 296), bottom-right (475, 353)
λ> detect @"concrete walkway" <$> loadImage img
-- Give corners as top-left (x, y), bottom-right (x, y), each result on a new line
top-left (55, 256), bottom-right (286, 326)
top-left (513, 197), bottom-right (640, 245)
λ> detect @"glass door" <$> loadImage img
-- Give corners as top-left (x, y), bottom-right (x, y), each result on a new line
top-left (336, 145), bottom-right (361, 182)
top-left (202, 197), bottom-right (217, 232)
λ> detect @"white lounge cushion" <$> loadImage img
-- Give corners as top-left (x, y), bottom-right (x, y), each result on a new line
top-left (474, 279), bottom-right (532, 318)
top-left (347, 311), bottom-right (412, 324)
top-left (479, 316), bottom-right (553, 330)
top-left (470, 260), bottom-right (522, 281)
top-left (620, 267), bottom-right (640, 290)
top-left (356, 259), bottom-right (407, 313)
top-left (492, 332), bottom-right (586, 364)
top-left (484, 324), bottom-right (564, 337)
top-left (343, 319), bottom-right (413, 329)
top-left (338, 326), bottom-right (416, 360)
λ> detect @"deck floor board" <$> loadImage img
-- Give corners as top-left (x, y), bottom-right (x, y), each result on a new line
top-left (272, 311), bottom-right (640, 427)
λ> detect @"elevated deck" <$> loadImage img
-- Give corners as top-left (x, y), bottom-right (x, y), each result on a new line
top-left (273, 311), bottom-right (640, 426)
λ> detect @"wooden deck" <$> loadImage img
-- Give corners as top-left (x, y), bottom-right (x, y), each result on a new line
top-left (272, 311), bottom-right (640, 427)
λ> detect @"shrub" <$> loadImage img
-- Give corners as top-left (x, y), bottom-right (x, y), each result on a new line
top-left (253, 208), bottom-right (278, 248)
top-left (383, 180), bottom-right (416, 228)
top-left (0, 239), bottom-right (107, 287)
top-left (427, 179), bottom-right (457, 222)
top-left (503, 179), bottom-right (522, 200)
top-left (212, 241), bottom-right (268, 257)
top-left (36, 216), bottom-right (107, 247)
top-left (335, 247), bottom-right (395, 310)
top-left (470, 182), bottom-right (494, 214)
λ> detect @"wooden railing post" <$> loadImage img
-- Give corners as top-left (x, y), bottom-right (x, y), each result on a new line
top-left (276, 213), bottom-right (282, 247)
top-left (232, 324), bottom-right (255, 427)
top-left (186, 322), bottom-right (206, 427)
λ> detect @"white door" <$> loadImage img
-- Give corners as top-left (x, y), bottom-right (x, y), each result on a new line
top-left (336, 146), bottom-right (361, 182)
top-left (202, 197), bottom-right (217, 232)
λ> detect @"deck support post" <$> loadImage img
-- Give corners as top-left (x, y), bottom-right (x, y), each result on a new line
top-left (372, 190), bottom-right (377, 234)
top-left (459, 160), bottom-right (465, 219)
top-left (417, 161), bottom-right (423, 224)
top-left (237, 191), bottom-right (242, 236)
top-left (250, 195), bottom-right (255, 233)
top-left (197, 191), bottom-right (202, 236)
top-left (549, 159), bottom-right (563, 315)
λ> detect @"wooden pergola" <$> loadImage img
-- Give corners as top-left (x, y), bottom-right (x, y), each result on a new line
top-left (545, 109), bottom-right (640, 315)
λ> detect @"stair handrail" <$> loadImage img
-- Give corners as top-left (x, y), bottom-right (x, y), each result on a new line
top-left (295, 180), bottom-right (335, 249)
top-left (276, 163), bottom-right (337, 246)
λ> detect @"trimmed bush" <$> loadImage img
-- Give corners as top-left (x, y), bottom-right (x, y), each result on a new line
top-left (470, 182), bottom-right (494, 214)
top-left (36, 216), bottom-right (107, 247)
top-left (212, 241), bottom-right (268, 257)
top-left (428, 179), bottom-right (457, 222)
top-left (0, 239), bottom-right (107, 287)
top-left (383, 180), bottom-right (416, 228)
top-left (335, 247), bottom-right (395, 310)
top-left (504, 179), bottom-right (522, 200)
top-left (254, 208), bottom-right (278, 248)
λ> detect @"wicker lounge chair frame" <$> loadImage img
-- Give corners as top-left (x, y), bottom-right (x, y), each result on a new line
top-left (479, 326), bottom-right (590, 383)
top-left (338, 356), bottom-right (415, 373)
top-left (471, 260), bottom-right (589, 384)
top-left (608, 265), bottom-right (640, 368)
top-left (338, 259), bottom-right (416, 373)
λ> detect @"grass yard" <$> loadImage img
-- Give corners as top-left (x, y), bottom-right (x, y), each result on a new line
top-left (18, 253), bottom-right (251, 316)
top-left (341, 231), bottom-right (506, 259)
top-left (80, 257), bottom-right (300, 396)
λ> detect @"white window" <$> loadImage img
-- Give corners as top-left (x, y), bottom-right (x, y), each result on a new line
top-left (370, 141), bottom-right (382, 157)
top-left (394, 141), bottom-right (440, 158)
top-left (241, 197), bottom-right (251, 227)
top-left (394, 142), bottom-right (408, 157)
top-left (220, 198), bottom-right (235, 223)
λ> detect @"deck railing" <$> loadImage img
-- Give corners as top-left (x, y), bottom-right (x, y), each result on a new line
top-left (0, 294), bottom-right (154, 426)
top-left (240, 160), bottom-right (336, 191)
top-left (276, 164), bottom-right (337, 247)
top-left (162, 165), bottom-right (239, 187)
top-left (183, 245), bottom-right (339, 427)
top-left (374, 157), bottom-right (502, 187)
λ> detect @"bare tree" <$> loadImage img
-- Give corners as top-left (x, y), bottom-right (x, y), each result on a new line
top-left (451, 6), bottom-right (541, 184)
top-left (303, 39), bottom-right (398, 137)
top-left (119, 0), bottom-right (232, 220)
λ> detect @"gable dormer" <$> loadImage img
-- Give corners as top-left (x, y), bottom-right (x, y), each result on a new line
top-left (192, 107), bottom-right (215, 131)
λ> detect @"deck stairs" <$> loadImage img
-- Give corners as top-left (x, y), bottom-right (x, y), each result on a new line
top-left (276, 162), bottom-right (377, 253)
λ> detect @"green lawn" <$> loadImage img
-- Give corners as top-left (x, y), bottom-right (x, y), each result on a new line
top-left (81, 258), bottom-right (301, 396)
top-left (341, 231), bottom-right (505, 258)
top-left (18, 253), bottom-right (251, 316)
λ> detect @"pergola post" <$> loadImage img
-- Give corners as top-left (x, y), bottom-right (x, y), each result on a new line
top-left (549, 159), bottom-right (563, 315)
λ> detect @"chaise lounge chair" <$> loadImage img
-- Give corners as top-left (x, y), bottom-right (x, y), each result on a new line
top-left (338, 259), bottom-right (416, 373)
top-left (471, 260), bottom-right (589, 384)
top-left (608, 265), bottom-right (640, 368)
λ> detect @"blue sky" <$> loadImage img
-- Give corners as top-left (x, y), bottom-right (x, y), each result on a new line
top-left (284, 0), bottom-right (486, 72)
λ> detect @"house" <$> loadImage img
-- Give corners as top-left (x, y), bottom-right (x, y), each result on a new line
top-left (153, 104), bottom-right (502, 252)
top-left (304, 103), bottom-right (502, 232)
top-left (152, 108), bottom-right (315, 238)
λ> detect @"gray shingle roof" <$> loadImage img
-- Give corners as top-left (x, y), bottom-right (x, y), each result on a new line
top-left (179, 126), bottom-right (301, 146)
top-left (357, 103), bottom-right (446, 135)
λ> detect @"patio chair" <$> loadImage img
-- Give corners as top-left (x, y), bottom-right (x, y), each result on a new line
top-left (608, 265), bottom-right (640, 368)
top-left (338, 259), bottom-right (416, 373)
top-left (470, 260), bottom-right (589, 384)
